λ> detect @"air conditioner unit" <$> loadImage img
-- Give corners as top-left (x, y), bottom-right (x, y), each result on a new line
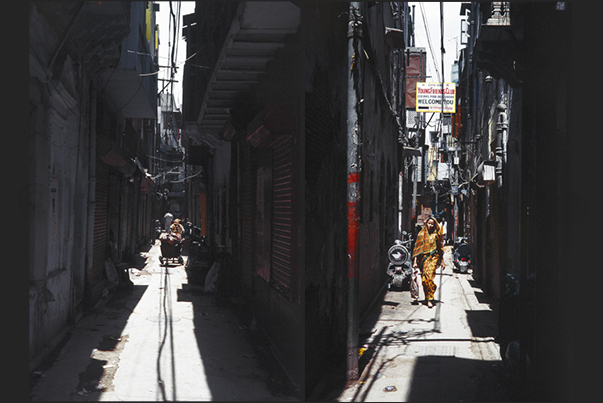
top-left (477, 160), bottom-right (496, 186)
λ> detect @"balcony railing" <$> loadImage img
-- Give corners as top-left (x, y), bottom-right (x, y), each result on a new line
top-left (486, 2), bottom-right (511, 26)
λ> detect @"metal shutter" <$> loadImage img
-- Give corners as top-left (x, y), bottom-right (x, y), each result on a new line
top-left (240, 142), bottom-right (256, 294)
top-left (271, 134), bottom-right (293, 295)
top-left (490, 187), bottom-right (501, 299)
top-left (92, 159), bottom-right (110, 285)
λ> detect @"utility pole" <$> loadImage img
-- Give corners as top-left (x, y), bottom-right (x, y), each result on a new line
top-left (437, 2), bottom-right (445, 217)
top-left (412, 157), bottom-right (417, 218)
top-left (346, 1), bottom-right (362, 382)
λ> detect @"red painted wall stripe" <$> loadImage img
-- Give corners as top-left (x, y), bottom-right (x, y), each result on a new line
top-left (347, 200), bottom-right (359, 279)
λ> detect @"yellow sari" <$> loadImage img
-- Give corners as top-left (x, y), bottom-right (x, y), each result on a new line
top-left (412, 218), bottom-right (444, 301)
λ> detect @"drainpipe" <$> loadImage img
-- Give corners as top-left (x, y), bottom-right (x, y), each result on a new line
top-left (495, 102), bottom-right (507, 188)
top-left (412, 5), bottom-right (416, 47)
top-left (346, 1), bottom-right (362, 382)
top-left (412, 155), bottom-right (418, 219)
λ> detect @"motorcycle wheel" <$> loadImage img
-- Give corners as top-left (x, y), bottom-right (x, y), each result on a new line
top-left (392, 276), bottom-right (404, 289)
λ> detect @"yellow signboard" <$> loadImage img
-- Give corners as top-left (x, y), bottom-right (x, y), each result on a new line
top-left (416, 82), bottom-right (456, 113)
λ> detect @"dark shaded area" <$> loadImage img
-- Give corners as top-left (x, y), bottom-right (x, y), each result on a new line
top-left (406, 355), bottom-right (507, 402)
top-left (303, 2), bottom-right (354, 399)
top-left (466, 310), bottom-right (498, 338)
top-left (96, 335), bottom-right (121, 352)
top-left (306, 288), bottom-right (389, 401)
top-left (29, 330), bottom-right (73, 390)
top-left (177, 281), bottom-right (299, 400)
top-left (76, 358), bottom-right (108, 395)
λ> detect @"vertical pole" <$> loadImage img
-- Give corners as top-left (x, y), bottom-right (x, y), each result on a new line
top-left (440, 2), bottom-right (445, 110)
top-left (346, 1), bottom-right (361, 381)
top-left (412, 155), bottom-right (418, 219)
top-left (412, 5), bottom-right (416, 47)
top-left (398, 171), bottom-right (403, 238)
top-left (398, 3), bottom-right (405, 237)
top-left (438, 2), bottom-right (445, 216)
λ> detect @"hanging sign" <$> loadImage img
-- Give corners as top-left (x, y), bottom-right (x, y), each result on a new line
top-left (416, 82), bottom-right (456, 113)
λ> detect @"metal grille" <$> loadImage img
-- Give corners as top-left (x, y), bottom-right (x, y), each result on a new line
top-left (92, 160), bottom-right (110, 285)
top-left (119, 180), bottom-right (129, 259)
top-left (490, 187), bottom-right (501, 299)
top-left (271, 134), bottom-right (293, 295)
top-left (406, 109), bottom-right (420, 129)
top-left (240, 142), bottom-right (255, 293)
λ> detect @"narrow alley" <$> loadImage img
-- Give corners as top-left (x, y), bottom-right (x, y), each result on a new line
top-left (29, 2), bottom-right (573, 401)
top-left (30, 242), bottom-right (294, 401)
top-left (334, 247), bottom-right (507, 402)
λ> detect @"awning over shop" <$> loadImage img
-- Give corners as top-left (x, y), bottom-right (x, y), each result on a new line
top-left (134, 157), bottom-right (155, 193)
top-left (140, 174), bottom-right (155, 193)
top-left (97, 135), bottom-right (136, 177)
top-left (184, 1), bottom-right (300, 147)
top-left (246, 102), bottom-right (297, 148)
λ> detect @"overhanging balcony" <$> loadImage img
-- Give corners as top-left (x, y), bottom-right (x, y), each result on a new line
top-left (184, 1), bottom-right (300, 148)
top-left (474, 2), bottom-right (521, 86)
top-left (100, 2), bottom-right (158, 119)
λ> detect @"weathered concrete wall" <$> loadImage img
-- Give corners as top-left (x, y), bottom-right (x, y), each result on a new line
top-left (357, 4), bottom-right (400, 313)
top-left (304, 2), bottom-right (350, 392)
top-left (29, 50), bottom-right (92, 367)
top-left (252, 277), bottom-right (302, 387)
top-left (357, 105), bottom-right (399, 318)
top-left (304, 2), bottom-right (400, 392)
top-left (28, 2), bottom-right (130, 369)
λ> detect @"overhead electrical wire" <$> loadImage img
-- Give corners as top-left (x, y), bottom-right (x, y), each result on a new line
top-left (168, 1), bottom-right (182, 97)
top-left (152, 2), bottom-right (189, 187)
top-left (417, 1), bottom-right (444, 146)
top-left (418, 2), bottom-right (441, 82)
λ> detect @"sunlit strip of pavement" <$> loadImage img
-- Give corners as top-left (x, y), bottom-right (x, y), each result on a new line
top-left (99, 243), bottom-right (210, 401)
top-left (99, 241), bottom-right (275, 401)
top-left (30, 240), bottom-right (276, 401)
top-left (337, 247), bottom-right (507, 402)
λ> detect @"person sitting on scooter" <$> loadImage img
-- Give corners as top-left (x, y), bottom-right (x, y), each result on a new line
top-left (160, 219), bottom-right (183, 246)
top-left (170, 219), bottom-right (184, 235)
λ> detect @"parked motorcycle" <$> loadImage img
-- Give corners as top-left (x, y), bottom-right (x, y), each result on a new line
top-left (386, 231), bottom-right (413, 290)
top-left (154, 219), bottom-right (163, 239)
top-left (453, 236), bottom-right (471, 273)
top-left (184, 224), bottom-right (211, 284)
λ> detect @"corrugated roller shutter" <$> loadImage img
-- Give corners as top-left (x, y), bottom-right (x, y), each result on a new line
top-left (108, 173), bottom-right (121, 254)
top-left (490, 188), bottom-right (501, 300)
top-left (92, 159), bottom-right (110, 284)
top-left (271, 135), bottom-right (293, 295)
top-left (240, 142), bottom-right (255, 291)
top-left (305, 69), bottom-right (336, 189)
top-left (119, 181), bottom-right (129, 258)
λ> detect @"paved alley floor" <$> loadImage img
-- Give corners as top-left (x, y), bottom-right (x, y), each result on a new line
top-left (336, 247), bottom-right (508, 402)
top-left (30, 240), bottom-right (282, 401)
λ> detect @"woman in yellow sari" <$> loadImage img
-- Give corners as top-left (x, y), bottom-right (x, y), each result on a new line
top-left (412, 216), bottom-right (445, 308)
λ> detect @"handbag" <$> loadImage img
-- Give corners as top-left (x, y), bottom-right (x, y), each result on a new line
top-left (410, 266), bottom-right (420, 301)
